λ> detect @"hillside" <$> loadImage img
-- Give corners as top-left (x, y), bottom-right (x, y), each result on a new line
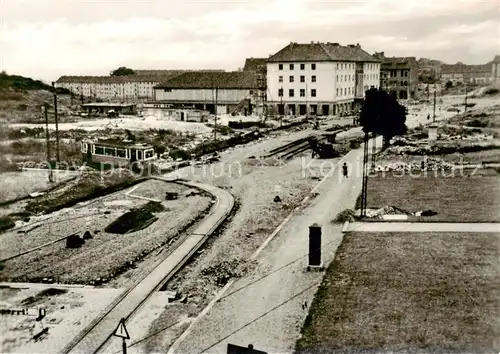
top-left (0, 73), bottom-right (73, 123)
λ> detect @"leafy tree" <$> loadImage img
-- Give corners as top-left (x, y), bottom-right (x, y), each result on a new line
top-left (110, 67), bottom-right (136, 76)
top-left (155, 145), bottom-right (166, 158)
top-left (445, 80), bottom-right (453, 90)
top-left (359, 88), bottom-right (407, 148)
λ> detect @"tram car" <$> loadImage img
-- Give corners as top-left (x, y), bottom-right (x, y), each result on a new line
top-left (81, 138), bottom-right (156, 167)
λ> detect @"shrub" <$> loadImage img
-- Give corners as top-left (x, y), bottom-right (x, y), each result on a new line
top-left (0, 216), bottom-right (15, 232)
top-left (467, 119), bottom-right (489, 128)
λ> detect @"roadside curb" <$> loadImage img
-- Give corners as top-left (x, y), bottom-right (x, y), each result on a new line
top-left (341, 221), bottom-right (349, 233)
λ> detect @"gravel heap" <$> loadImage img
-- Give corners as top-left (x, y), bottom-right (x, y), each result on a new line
top-left (374, 157), bottom-right (457, 171)
top-left (200, 258), bottom-right (250, 287)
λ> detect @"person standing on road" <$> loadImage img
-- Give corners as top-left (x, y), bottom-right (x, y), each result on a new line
top-left (342, 162), bottom-right (348, 178)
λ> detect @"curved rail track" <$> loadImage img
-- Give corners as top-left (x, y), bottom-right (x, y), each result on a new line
top-left (59, 179), bottom-right (235, 354)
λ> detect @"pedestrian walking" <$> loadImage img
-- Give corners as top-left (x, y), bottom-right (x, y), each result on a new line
top-left (342, 162), bottom-right (348, 178)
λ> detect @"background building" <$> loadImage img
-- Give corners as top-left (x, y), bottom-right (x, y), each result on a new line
top-left (153, 71), bottom-right (258, 115)
top-left (243, 58), bottom-right (267, 116)
top-left (374, 52), bottom-right (418, 99)
top-left (55, 71), bottom-right (186, 101)
top-left (492, 55), bottom-right (500, 88)
top-left (266, 42), bottom-right (380, 117)
top-left (441, 62), bottom-right (493, 86)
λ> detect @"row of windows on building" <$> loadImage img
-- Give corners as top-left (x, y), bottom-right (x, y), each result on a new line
top-left (278, 85), bottom-right (377, 98)
top-left (278, 73), bottom-right (379, 84)
top-left (278, 88), bottom-right (317, 97)
top-left (277, 63), bottom-right (379, 71)
top-left (278, 63), bottom-right (316, 71)
top-left (388, 70), bottom-right (409, 77)
top-left (279, 75), bottom-right (316, 83)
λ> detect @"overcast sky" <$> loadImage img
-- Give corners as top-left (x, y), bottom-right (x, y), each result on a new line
top-left (1, 0), bottom-right (499, 82)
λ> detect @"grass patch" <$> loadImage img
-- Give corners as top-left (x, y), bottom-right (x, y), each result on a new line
top-left (297, 232), bottom-right (500, 353)
top-left (364, 172), bottom-right (500, 222)
top-left (24, 171), bottom-right (139, 214)
top-left (105, 201), bottom-right (164, 234)
top-left (0, 216), bottom-right (15, 232)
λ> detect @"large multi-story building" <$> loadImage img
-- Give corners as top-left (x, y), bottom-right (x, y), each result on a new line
top-left (374, 52), bottom-right (418, 99)
top-left (152, 71), bottom-right (258, 115)
top-left (266, 42), bottom-right (380, 117)
top-left (55, 71), bottom-right (187, 101)
top-left (441, 62), bottom-right (493, 86)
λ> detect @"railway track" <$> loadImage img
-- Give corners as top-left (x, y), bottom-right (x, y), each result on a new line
top-left (59, 180), bottom-right (235, 354)
top-left (262, 128), bottom-right (348, 161)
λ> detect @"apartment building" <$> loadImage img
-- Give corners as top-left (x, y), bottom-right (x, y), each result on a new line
top-left (266, 42), bottom-right (380, 117)
top-left (373, 53), bottom-right (418, 99)
top-left (441, 62), bottom-right (493, 86)
top-left (55, 71), bottom-right (185, 101)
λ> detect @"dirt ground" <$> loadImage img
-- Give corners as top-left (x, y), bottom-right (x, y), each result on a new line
top-left (296, 232), bottom-right (500, 353)
top-left (101, 128), bottom-right (353, 353)
top-left (0, 170), bottom-right (79, 203)
top-left (0, 179), bottom-right (212, 285)
top-left (0, 283), bottom-right (176, 354)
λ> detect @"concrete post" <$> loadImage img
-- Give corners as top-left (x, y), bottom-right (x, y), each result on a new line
top-left (307, 223), bottom-right (324, 271)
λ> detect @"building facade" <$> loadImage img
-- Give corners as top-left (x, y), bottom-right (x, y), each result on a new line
top-left (243, 58), bottom-right (267, 116)
top-left (153, 71), bottom-right (258, 115)
top-left (374, 53), bottom-right (418, 99)
top-left (266, 42), bottom-right (380, 117)
top-left (441, 62), bottom-right (493, 86)
top-left (55, 71), bottom-right (185, 101)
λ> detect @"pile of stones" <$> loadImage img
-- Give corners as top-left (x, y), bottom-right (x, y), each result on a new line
top-left (374, 157), bottom-right (456, 172)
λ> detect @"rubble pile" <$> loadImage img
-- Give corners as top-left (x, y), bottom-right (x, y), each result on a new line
top-left (201, 258), bottom-right (250, 287)
top-left (363, 206), bottom-right (413, 218)
top-left (374, 157), bottom-right (457, 171)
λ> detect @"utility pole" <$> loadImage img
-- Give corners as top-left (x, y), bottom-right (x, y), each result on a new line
top-left (280, 86), bottom-right (283, 128)
top-left (214, 87), bottom-right (218, 141)
top-left (305, 83), bottom-right (308, 119)
top-left (43, 104), bottom-right (54, 183)
top-left (464, 86), bottom-right (468, 114)
top-left (432, 86), bottom-right (437, 123)
top-left (52, 82), bottom-right (60, 162)
top-left (360, 133), bottom-right (369, 217)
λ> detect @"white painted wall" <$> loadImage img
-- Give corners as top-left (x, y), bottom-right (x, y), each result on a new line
top-left (267, 62), bottom-right (336, 103)
top-left (267, 60), bottom-right (380, 103)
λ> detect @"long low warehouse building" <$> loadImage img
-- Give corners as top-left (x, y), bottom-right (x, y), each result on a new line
top-left (152, 71), bottom-right (261, 116)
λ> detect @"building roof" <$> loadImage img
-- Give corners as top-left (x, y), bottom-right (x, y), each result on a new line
top-left (492, 55), bottom-right (500, 63)
top-left (243, 58), bottom-right (267, 71)
top-left (134, 69), bottom-right (224, 75)
top-left (56, 72), bottom-right (185, 84)
top-left (83, 137), bottom-right (153, 148)
top-left (155, 71), bottom-right (258, 89)
top-left (267, 42), bottom-right (380, 63)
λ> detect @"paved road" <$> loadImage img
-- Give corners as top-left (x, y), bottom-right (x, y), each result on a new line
top-left (61, 180), bottom-right (234, 354)
top-left (168, 138), bottom-right (380, 354)
top-left (344, 222), bottom-right (500, 233)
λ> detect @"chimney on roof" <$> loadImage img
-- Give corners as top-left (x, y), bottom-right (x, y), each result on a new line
top-left (356, 43), bottom-right (360, 48)
top-left (310, 41), bottom-right (314, 44)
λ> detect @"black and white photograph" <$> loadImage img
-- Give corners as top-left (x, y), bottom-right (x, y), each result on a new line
top-left (0, 0), bottom-right (499, 353)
